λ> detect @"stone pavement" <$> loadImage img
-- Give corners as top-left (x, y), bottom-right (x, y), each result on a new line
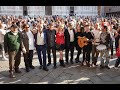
top-left (0, 50), bottom-right (120, 84)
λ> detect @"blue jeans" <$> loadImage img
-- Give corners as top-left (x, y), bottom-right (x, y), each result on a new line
top-left (36, 45), bottom-right (47, 68)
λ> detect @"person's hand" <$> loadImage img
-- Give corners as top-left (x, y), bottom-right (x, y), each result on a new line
top-left (32, 29), bottom-right (37, 34)
top-left (22, 48), bottom-right (26, 54)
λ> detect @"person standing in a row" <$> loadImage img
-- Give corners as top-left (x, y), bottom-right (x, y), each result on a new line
top-left (0, 20), bottom-right (8, 61)
top-left (74, 25), bottom-right (84, 63)
top-left (4, 25), bottom-right (22, 78)
top-left (46, 23), bottom-right (57, 68)
top-left (82, 24), bottom-right (94, 67)
top-left (21, 24), bottom-right (35, 72)
top-left (34, 24), bottom-right (49, 71)
top-left (64, 22), bottom-right (76, 64)
top-left (56, 24), bottom-right (65, 67)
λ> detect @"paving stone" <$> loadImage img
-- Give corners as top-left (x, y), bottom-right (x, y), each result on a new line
top-left (28, 76), bottom-right (43, 84)
top-left (98, 74), bottom-right (113, 82)
top-left (48, 67), bottom-right (64, 79)
top-left (39, 76), bottom-right (55, 84)
top-left (89, 75), bottom-right (104, 84)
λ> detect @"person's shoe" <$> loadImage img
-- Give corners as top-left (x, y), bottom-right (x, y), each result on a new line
top-left (81, 62), bottom-right (84, 66)
top-left (15, 69), bottom-right (22, 73)
top-left (30, 65), bottom-right (35, 69)
top-left (66, 61), bottom-right (68, 64)
top-left (26, 67), bottom-right (30, 72)
top-left (105, 66), bottom-right (110, 69)
top-left (2, 57), bottom-right (8, 61)
top-left (60, 60), bottom-right (65, 67)
top-left (110, 55), bottom-right (113, 59)
top-left (75, 58), bottom-right (79, 63)
top-left (9, 72), bottom-right (15, 78)
top-left (70, 60), bottom-right (74, 64)
top-left (100, 65), bottom-right (105, 69)
top-left (39, 65), bottom-right (43, 69)
top-left (114, 67), bottom-right (119, 70)
top-left (47, 63), bottom-right (51, 66)
top-left (43, 68), bottom-right (49, 71)
top-left (87, 63), bottom-right (90, 67)
top-left (53, 66), bottom-right (57, 69)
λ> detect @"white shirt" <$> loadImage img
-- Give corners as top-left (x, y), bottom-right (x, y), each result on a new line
top-left (37, 32), bottom-right (45, 45)
top-left (109, 29), bottom-right (116, 42)
top-left (0, 29), bottom-right (7, 43)
top-left (92, 29), bottom-right (101, 45)
top-left (68, 29), bottom-right (74, 42)
top-left (26, 30), bottom-right (35, 50)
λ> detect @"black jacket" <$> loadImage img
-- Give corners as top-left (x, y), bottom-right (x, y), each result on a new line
top-left (64, 28), bottom-right (76, 49)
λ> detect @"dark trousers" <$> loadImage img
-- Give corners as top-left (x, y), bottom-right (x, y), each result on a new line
top-left (115, 57), bottom-right (120, 67)
top-left (47, 46), bottom-right (56, 66)
top-left (76, 49), bottom-right (81, 60)
top-left (65, 42), bottom-right (74, 62)
top-left (36, 45), bottom-right (47, 68)
top-left (28, 50), bottom-right (33, 67)
top-left (8, 50), bottom-right (21, 72)
top-left (92, 45), bottom-right (99, 65)
top-left (110, 41), bottom-right (114, 56)
top-left (83, 45), bottom-right (92, 63)
top-left (23, 52), bottom-right (29, 68)
top-left (23, 50), bottom-right (33, 68)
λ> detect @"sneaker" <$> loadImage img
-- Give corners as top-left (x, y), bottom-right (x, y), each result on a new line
top-left (100, 65), bottom-right (105, 69)
top-left (30, 65), bottom-right (35, 69)
top-left (53, 66), bottom-right (57, 69)
top-left (26, 67), bottom-right (30, 72)
top-left (47, 63), bottom-right (51, 66)
top-left (43, 68), bottom-right (49, 71)
top-left (9, 72), bottom-right (15, 78)
top-left (114, 67), bottom-right (119, 70)
top-left (39, 65), bottom-right (43, 69)
top-left (70, 61), bottom-right (74, 64)
top-left (2, 57), bottom-right (8, 61)
top-left (66, 61), bottom-right (68, 64)
top-left (105, 66), bottom-right (110, 69)
top-left (15, 70), bottom-right (22, 73)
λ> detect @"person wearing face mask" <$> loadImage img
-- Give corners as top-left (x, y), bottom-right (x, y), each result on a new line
top-left (4, 24), bottom-right (23, 78)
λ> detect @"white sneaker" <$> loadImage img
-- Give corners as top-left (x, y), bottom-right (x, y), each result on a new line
top-left (114, 67), bottom-right (119, 70)
top-left (2, 57), bottom-right (8, 61)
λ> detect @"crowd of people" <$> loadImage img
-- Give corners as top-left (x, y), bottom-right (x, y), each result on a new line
top-left (0, 15), bottom-right (120, 78)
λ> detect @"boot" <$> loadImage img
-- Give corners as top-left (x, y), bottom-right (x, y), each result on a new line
top-left (60, 60), bottom-right (65, 67)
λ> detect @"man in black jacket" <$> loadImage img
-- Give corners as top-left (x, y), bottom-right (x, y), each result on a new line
top-left (46, 23), bottom-right (57, 68)
top-left (64, 22), bottom-right (76, 64)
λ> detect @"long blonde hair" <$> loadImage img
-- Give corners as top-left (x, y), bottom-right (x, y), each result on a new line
top-left (57, 24), bottom-right (64, 33)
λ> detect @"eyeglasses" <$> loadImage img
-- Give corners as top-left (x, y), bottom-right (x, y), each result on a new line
top-left (26, 27), bottom-right (29, 28)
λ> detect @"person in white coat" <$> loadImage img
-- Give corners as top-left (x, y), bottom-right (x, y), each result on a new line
top-left (0, 20), bottom-right (8, 60)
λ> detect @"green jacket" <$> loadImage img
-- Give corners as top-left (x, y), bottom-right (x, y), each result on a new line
top-left (4, 31), bottom-right (21, 53)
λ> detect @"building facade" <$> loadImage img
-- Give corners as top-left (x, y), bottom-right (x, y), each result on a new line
top-left (0, 6), bottom-right (104, 16)
top-left (104, 6), bottom-right (120, 17)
